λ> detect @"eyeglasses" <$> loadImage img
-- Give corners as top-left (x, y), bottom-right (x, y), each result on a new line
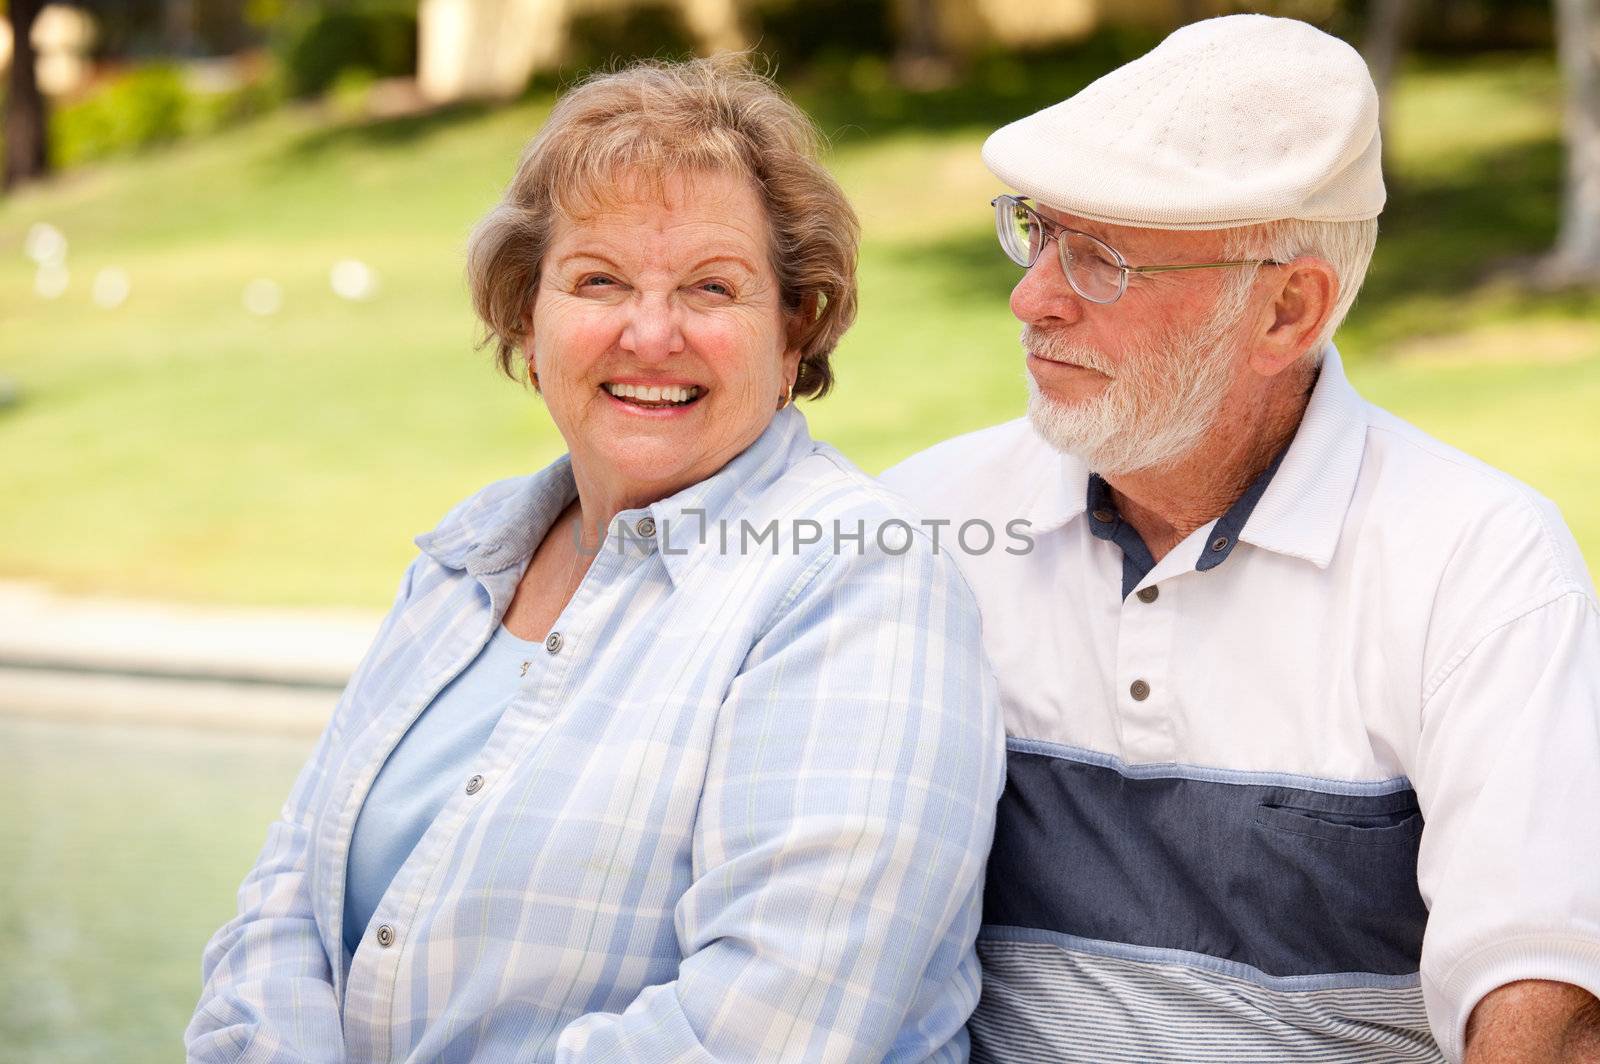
top-left (991, 194), bottom-right (1281, 305)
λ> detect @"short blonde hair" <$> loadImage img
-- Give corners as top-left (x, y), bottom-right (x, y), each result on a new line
top-left (467, 56), bottom-right (859, 399)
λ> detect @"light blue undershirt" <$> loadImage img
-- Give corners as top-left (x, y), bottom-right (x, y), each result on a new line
top-left (342, 622), bottom-right (543, 961)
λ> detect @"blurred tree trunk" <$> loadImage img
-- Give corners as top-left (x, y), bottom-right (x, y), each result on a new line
top-left (1362, 0), bottom-right (1414, 190)
top-left (164, 0), bottom-right (197, 55)
top-left (3, 0), bottom-right (51, 192)
top-left (1543, 0), bottom-right (1600, 282)
top-left (893, 0), bottom-right (954, 89)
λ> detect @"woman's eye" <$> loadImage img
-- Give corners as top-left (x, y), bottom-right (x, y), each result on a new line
top-left (699, 281), bottom-right (733, 297)
top-left (578, 274), bottom-right (618, 290)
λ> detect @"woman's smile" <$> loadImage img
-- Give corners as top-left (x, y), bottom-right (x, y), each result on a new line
top-left (600, 379), bottom-right (706, 415)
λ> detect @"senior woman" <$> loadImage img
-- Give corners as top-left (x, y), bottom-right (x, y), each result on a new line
top-left (186, 58), bottom-right (1002, 1063)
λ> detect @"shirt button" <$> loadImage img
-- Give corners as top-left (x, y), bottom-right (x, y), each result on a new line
top-left (1130, 679), bottom-right (1151, 701)
top-left (375, 924), bottom-right (395, 948)
top-left (635, 516), bottom-right (656, 537)
top-left (1137, 586), bottom-right (1160, 604)
top-left (465, 774), bottom-right (484, 795)
top-left (545, 631), bottom-right (563, 654)
top-left (1091, 509), bottom-right (1115, 523)
top-left (1210, 536), bottom-right (1230, 552)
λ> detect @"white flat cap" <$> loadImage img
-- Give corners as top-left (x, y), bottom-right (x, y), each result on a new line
top-left (982, 15), bottom-right (1384, 230)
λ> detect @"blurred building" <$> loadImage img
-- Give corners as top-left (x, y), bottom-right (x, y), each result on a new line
top-left (417, 0), bottom-right (1219, 103)
top-left (418, 0), bottom-right (742, 101)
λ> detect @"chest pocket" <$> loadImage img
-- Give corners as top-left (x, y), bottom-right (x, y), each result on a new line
top-left (981, 743), bottom-right (1427, 978)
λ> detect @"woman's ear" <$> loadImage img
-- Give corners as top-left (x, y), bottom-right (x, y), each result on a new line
top-left (520, 301), bottom-right (540, 391)
top-left (783, 293), bottom-right (817, 372)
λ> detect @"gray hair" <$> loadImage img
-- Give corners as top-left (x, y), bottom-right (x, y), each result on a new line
top-left (1220, 218), bottom-right (1379, 363)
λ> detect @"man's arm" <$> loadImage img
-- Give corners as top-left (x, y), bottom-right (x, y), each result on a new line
top-left (1415, 588), bottom-right (1600, 1062)
top-left (1464, 980), bottom-right (1600, 1063)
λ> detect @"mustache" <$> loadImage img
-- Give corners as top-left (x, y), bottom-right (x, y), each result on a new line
top-left (1021, 326), bottom-right (1112, 374)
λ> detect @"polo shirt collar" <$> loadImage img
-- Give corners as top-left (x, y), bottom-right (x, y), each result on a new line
top-left (1238, 344), bottom-right (1369, 568)
top-left (1025, 450), bottom-right (1092, 534)
top-left (1030, 342), bottom-right (1368, 583)
top-left (414, 405), bottom-right (816, 586)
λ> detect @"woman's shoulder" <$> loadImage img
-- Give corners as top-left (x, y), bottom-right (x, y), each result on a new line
top-left (738, 440), bottom-right (979, 591)
top-left (761, 440), bottom-right (928, 528)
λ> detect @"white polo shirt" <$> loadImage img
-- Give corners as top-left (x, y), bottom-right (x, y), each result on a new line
top-left (883, 347), bottom-right (1600, 1063)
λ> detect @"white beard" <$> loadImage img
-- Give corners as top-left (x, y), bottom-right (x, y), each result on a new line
top-left (1023, 293), bottom-right (1249, 476)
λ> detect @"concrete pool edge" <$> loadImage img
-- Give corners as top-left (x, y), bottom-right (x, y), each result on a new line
top-left (0, 581), bottom-right (381, 735)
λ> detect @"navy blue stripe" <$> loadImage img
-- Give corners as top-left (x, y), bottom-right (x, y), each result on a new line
top-left (984, 746), bottom-right (1428, 978)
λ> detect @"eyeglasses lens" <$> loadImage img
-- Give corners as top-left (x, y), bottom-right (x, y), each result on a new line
top-left (1062, 232), bottom-right (1124, 303)
top-left (995, 199), bottom-right (1038, 268)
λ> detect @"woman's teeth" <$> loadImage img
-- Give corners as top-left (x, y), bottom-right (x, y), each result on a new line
top-left (603, 383), bottom-right (701, 406)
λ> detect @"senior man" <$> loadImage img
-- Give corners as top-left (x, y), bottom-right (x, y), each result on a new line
top-left (884, 14), bottom-right (1600, 1064)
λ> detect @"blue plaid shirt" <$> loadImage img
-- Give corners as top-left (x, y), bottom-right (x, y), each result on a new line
top-left (186, 406), bottom-right (1005, 1063)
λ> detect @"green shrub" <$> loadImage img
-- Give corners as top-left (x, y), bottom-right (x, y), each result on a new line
top-left (561, 2), bottom-right (699, 75)
top-left (752, 0), bottom-right (893, 68)
top-left (49, 60), bottom-right (285, 169)
top-left (53, 65), bottom-right (190, 168)
top-left (282, 6), bottom-right (417, 98)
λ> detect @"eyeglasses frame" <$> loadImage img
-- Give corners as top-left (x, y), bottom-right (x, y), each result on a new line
top-left (991, 194), bottom-right (1283, 304)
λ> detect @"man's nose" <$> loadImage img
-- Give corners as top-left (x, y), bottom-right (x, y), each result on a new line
top-left (619, 293), bottom-right (685, 361)
top-left (1009, 247), bottom-right (1084, 328)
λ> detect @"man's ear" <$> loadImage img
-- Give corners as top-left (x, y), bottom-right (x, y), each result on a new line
top-left (1252, 256), bottom-right (1338, 377)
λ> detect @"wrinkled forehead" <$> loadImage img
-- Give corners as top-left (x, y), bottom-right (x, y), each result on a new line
top-left (549, 161), bottom-right (766, 229)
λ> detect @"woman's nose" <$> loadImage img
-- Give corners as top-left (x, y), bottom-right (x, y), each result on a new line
top-left (619, 294), bottom-right (686, 361)
top-left (1009, 248), bottom-right (1084, 329)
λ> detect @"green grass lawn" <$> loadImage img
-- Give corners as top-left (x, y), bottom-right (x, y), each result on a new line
top-left (1, 53), bottom-right (1597, 607)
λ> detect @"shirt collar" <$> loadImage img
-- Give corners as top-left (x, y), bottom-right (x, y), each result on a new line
top-left (413, 405), bottom-right (816, 586)
top-left (1026, 449), bottom-right (1092, 535)
top-left (1029, 342), bottom-right (1368, 572)
top-left (1238, 344), bottom-right (1370, 568)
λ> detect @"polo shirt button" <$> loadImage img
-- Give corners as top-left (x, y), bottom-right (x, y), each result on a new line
top-left (375, 924), bottom-right (396, 948)
top-left (465, 774), bottom-right (484, 795)
top-left (1137, 586), bottom-right (1160, 604)
top-left (635, 516), bottom-right (656, 537)
top-left (1130, 679), bottom-right (1151, 701)
top-left (1092, 509), bottom-right (1115, 523)
top-left (545, 631), bottom-right (563, 654)
top-left (1210, 536), bottom-right (1230, 552)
